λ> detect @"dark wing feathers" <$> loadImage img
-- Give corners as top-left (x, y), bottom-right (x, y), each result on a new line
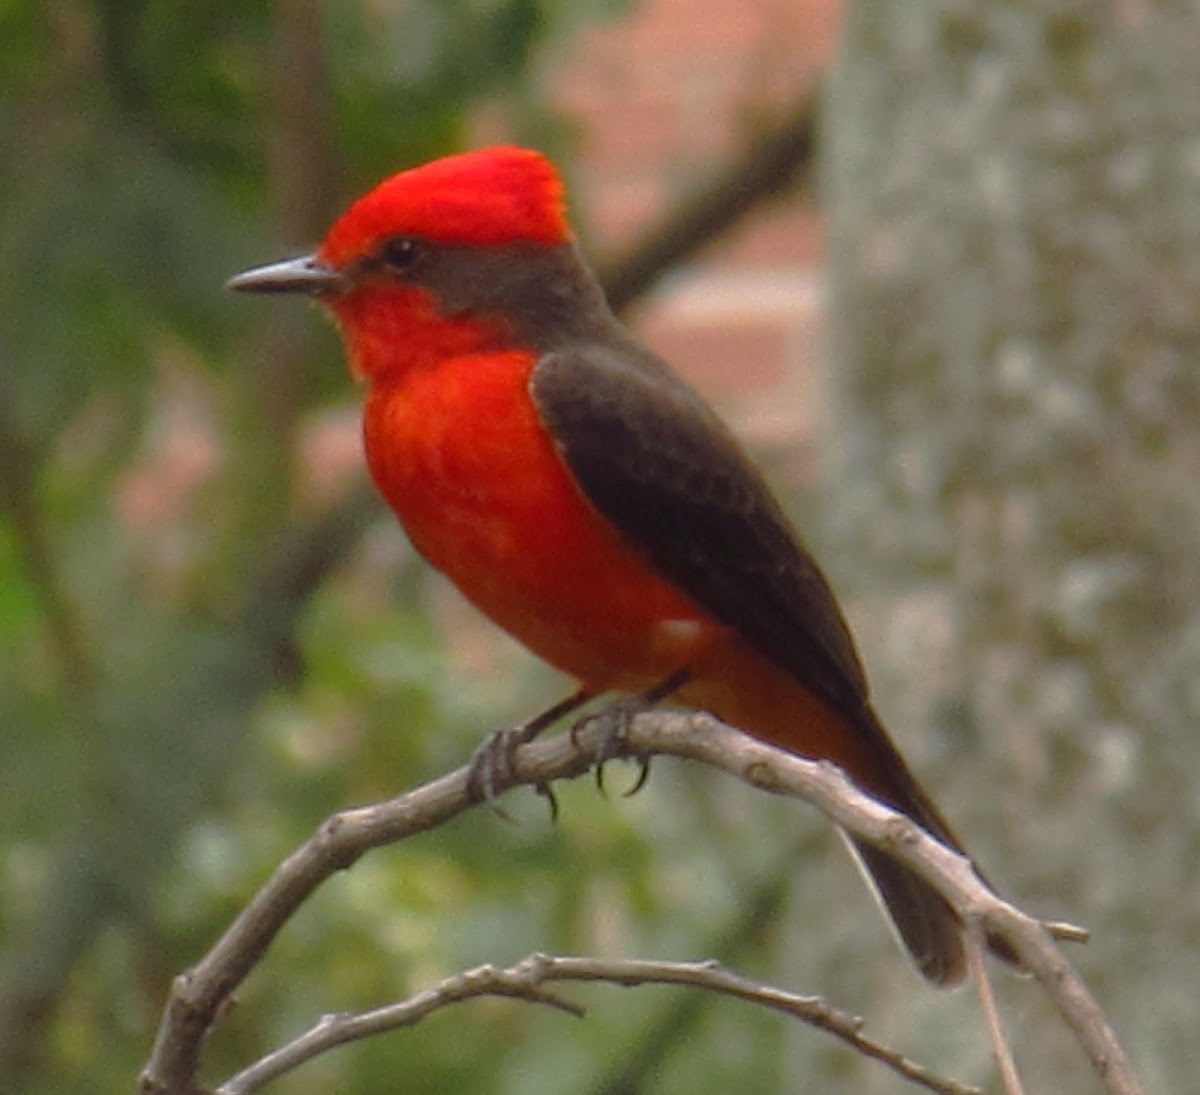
top-left (531, 344), bottom-right (1015, 987)
top-left (530, 343), bottom-right (869, 717)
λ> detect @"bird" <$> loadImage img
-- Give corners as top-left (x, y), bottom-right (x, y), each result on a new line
top-left (229, 145), bottom-right (996, 986)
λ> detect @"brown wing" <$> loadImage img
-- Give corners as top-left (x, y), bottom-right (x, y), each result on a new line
top-left (531, 342), bottom-right (1002, 986)
top-left (529, 341), bottom-right (870, 720)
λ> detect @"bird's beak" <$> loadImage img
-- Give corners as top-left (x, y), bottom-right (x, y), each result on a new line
top-left (226, 254), bottom-right (346, 296)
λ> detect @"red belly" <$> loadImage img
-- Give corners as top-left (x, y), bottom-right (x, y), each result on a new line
top-left (362, 349), bottom-right (716, 691)
top-left (361, 348), bottom-right (884, 783)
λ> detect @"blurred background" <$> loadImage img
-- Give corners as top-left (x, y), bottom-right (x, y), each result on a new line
top-left (2, 1), bottom-right (1198, 1092)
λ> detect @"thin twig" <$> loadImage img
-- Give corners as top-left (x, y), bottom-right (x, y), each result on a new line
top-left (597, 92), bottom-right (818, 312)
top-left (965, 925), bottom-right (1025, 1095)
top-left (586, 847), bottom-right (794, 1095)
top-left (217, 954), bottom-right (979, 1095)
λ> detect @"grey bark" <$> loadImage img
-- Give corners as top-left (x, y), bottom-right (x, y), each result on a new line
top-left (824, 3), bottom-right (1200, 1089)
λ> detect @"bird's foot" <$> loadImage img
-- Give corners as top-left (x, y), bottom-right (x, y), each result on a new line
top-left (569, 668), bottom-right (691, 798)
top-left (467, 725), bottom-right (534, 822)
top-left (467, 689), bottom-right (593, 821)
top-left (570, 694), bottom-right (651, 798)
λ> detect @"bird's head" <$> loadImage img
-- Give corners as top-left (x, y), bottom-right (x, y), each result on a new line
top-left (228, 147), bottom-right (601, 381)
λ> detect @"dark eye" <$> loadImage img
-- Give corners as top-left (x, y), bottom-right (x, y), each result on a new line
top-left (380, 237), bottom-right (420, 274)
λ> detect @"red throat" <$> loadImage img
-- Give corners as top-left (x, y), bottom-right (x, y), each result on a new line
top-left (325, 285), bottom-right (510, 382)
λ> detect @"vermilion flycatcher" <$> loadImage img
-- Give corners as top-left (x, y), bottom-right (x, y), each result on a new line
top-left (230, 146), bottom-right (995, 985)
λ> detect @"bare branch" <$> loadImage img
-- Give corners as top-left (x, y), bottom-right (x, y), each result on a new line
top-left (218, 954), bottom-right (979, 1095)
top-left (139, 711), bottom-right (1145, 1095)
top-left (597, 92), bottom-right (818, 313)
top-left (965, 927), bottom-right (1025, 1095)
top-left (586, 846), bottom-right (793, 1095)
top-left (624, 712), bottom-right (1145, 1095)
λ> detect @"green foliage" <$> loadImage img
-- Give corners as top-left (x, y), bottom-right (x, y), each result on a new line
top-left (0, 2), bottom-right (822, 1094)
top-left (326, 0), bottom-right (552, 177)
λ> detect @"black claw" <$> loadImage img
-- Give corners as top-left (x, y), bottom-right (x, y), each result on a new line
top-left (467, 688), bottom-right (594, 823)
top-left (578, 702), bottom-right (638, 798)
top-left (535, 781), bottom-right (560, 824)
top-left (623, 755), bottom-right (652, 797)
top-left (570, 669), bottom-right (690, 801)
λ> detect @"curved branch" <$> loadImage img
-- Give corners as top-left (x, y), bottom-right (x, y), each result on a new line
top-left (587, 849), bottom-right (793, 1095)
top-left (218, 954), bottom-right (979, 1095)
top-left (597, 92), bottom-right (818, 313)
top-left (138, 711), bottom-right (1144, 1095)
top-left (636, 713), bottom-right (1141, 1095)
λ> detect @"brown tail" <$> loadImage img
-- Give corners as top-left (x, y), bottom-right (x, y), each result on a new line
top-left (681, 652), bottom-right (1012, 985)
top-left (846, 704), bottom-right (1015, 986)
top-left (850, 841), bottom-right (966, 984)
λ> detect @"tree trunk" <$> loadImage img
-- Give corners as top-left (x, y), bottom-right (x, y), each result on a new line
top-left (824, 2), bottom-right (1200, 1086)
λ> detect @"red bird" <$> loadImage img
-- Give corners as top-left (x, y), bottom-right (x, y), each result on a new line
top-left (231, 146), bottom-right (989, 985)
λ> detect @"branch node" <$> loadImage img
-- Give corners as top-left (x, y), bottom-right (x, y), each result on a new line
top-left (883, 813), bottom-right (921, 850)
top-left (742, 759), bottom-right (778, 790)
top-left (1044, 919), bottom-right (1090, 945)
top-left (314, 812), bottom-right (363, 871)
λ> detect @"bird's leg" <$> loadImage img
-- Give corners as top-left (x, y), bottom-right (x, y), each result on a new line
top-left (571, 667), bottom-right (692, 796)
top-left (468, 687), bottom-right (595, 819)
